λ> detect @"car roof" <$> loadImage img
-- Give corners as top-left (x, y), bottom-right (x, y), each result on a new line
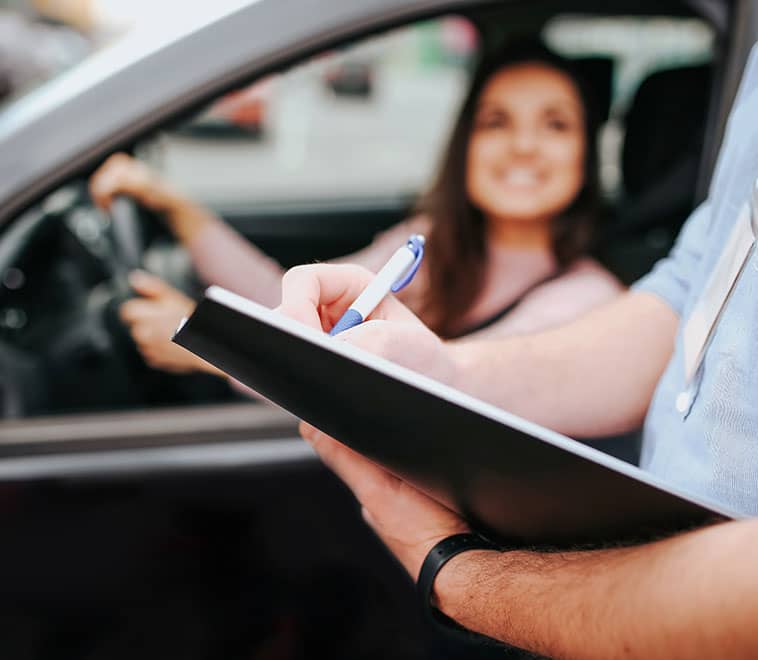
top-left (0, 0), bottom-right (735, 226)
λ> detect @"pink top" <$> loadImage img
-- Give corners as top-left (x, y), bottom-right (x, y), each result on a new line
top-left (187, 216), bottom-right (624, 341)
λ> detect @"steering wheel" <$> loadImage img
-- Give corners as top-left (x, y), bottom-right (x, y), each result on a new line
top-left (106, 195), bottom-right (145, 296)
top-left (0, 192), bottom-right (149, 417)
top-left (0, 187), bottom-right (232, 418)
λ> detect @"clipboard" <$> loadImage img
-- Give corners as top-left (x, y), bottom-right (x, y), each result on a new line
top-left (173, 285), bottom-right (739, 545)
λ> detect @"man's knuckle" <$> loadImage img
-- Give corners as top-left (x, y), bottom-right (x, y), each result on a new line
top-left (285, 264), bottom-right (314, 280)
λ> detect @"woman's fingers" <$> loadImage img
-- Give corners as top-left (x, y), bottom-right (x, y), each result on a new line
top-left (89, 153), bottom-right (168, 212)
top-left (128, 270), bottom-right (186, 301)
top-left (90, 153), bottom-right (135, 209)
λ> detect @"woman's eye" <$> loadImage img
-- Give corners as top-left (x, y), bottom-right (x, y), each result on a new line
top-left (475, 114), bottom-right (508, 130)
top-left (546, 117), bottom-right (571, 132)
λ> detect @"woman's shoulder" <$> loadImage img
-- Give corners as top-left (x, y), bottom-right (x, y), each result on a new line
top-left (549, 257), bottom-right (624, 298)
top-left (518, 257), bottom-right (624, 317)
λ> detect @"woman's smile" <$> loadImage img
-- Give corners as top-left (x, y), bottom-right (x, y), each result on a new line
top-left (498, 166), bottom-right (545, 189)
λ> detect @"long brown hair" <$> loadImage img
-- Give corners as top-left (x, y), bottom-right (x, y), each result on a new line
top-left (418, 42), bottom-right (604, 338)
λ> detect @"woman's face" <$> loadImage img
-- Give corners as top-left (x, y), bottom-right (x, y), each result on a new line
top-left (465, 62), bottom-right (587, 227)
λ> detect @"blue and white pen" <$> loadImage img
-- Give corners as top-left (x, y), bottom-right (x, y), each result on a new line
top-left (329, 234), bottom-right (425, 336)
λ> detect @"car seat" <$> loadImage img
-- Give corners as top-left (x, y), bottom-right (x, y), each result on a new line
top-left (602, 63), bottom-right (713, 284)
top-left (582, 63), bottom-right (713, 465)
top-left (573, 55), bottom-right (614, 124)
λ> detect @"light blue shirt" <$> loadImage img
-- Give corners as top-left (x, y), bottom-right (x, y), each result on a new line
top-left (634, 44), bottom-right (758, 514)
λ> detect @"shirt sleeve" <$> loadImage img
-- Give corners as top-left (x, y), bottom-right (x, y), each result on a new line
top-left (632, 200), bottom-right (712, 316)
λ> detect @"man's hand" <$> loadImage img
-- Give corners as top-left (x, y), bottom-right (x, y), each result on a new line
top-left (300, 421), bottom-right (469, 579)
top-left (278, 263), bottom-right (456, 384)
top-left (280, 264), bottom-right (472, 578)
top-left (119, 270), bottom-right (222, 376)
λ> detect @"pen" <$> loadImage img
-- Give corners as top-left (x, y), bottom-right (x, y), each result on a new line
top-left (329, 234), bottom-right (425, 336)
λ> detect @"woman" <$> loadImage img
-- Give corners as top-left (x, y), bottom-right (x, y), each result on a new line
top-left (90, 42), bottom-right (623, 374)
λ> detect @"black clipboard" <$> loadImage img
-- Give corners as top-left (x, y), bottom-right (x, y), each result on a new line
top-left (173, 286), bottom-right (739, 545)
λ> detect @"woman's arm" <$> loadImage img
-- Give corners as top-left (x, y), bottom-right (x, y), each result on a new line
top-left (183, 219), bottom-right (285, 307)
top-left (90, 153), bottom-right (286, 306)
top-left (91, 154), bottom-right (430, 308)
top-left (185, 213), bottom-right (430, 310)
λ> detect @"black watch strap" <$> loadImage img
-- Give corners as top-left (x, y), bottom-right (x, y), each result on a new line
top-left (418, 533), bottom-right (541, 656)
top-left (417, 532), bottom-right (500, 616)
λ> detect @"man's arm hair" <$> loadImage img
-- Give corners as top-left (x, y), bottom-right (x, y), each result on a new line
top-left (434, 518), bottom-right (758, 659)
top-left (448, 291), bottom-right (679, 437)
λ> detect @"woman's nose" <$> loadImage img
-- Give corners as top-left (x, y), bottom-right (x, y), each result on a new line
top-left (510, 126), bottom-right (538, 154)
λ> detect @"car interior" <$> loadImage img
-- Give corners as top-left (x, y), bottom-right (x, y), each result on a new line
top-left (0, 1), bottom-right (733, 658)
top-left (0, 2), bottom-right (721, 422)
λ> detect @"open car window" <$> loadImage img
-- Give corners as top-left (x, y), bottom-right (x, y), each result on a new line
top-left (0, 15), bottom-right (482, 422)
top-left (0, 8), bottom-right (719, 423)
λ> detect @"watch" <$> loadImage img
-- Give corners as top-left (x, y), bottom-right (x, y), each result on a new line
top-left (417, 532), bottom-right (501, 627)
top-left (418, 533), bottom-right (545, 657)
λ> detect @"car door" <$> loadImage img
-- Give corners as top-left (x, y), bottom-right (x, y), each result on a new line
top-left (0, 0), bottom-right (736, 451)
top-left (0, 1), bottom-right (752, 658)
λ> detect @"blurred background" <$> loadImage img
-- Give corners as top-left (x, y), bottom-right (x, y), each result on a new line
top-left (2, 0), bottom-right (713, 209)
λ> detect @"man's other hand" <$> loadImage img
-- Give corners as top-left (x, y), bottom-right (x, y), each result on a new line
top-left (300, 421), bottom-right (469, 579)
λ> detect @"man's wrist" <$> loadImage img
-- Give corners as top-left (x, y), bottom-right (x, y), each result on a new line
top-left (432, 548), bottom-right (503, 620)
top-left (417, 532), bottom-right (506, 638)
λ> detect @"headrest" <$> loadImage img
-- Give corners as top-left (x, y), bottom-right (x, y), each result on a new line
top-left (570, 56), bottom-right (614, 124)
top-left (622, 64), bottom-right (712, 197)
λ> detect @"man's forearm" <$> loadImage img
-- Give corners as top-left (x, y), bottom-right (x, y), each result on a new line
top-left (447, 292), bottom-right (678, 437)
top-left (434, 519), bottom-right (758, 659)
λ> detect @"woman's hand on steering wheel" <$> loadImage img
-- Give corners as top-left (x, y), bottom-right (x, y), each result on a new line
top-left (90, 152), bottom-right (214, 247)
top-left (119, 270), bottom-right (219, 375)
top-left (90, 152), bottom-right (177, 215)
